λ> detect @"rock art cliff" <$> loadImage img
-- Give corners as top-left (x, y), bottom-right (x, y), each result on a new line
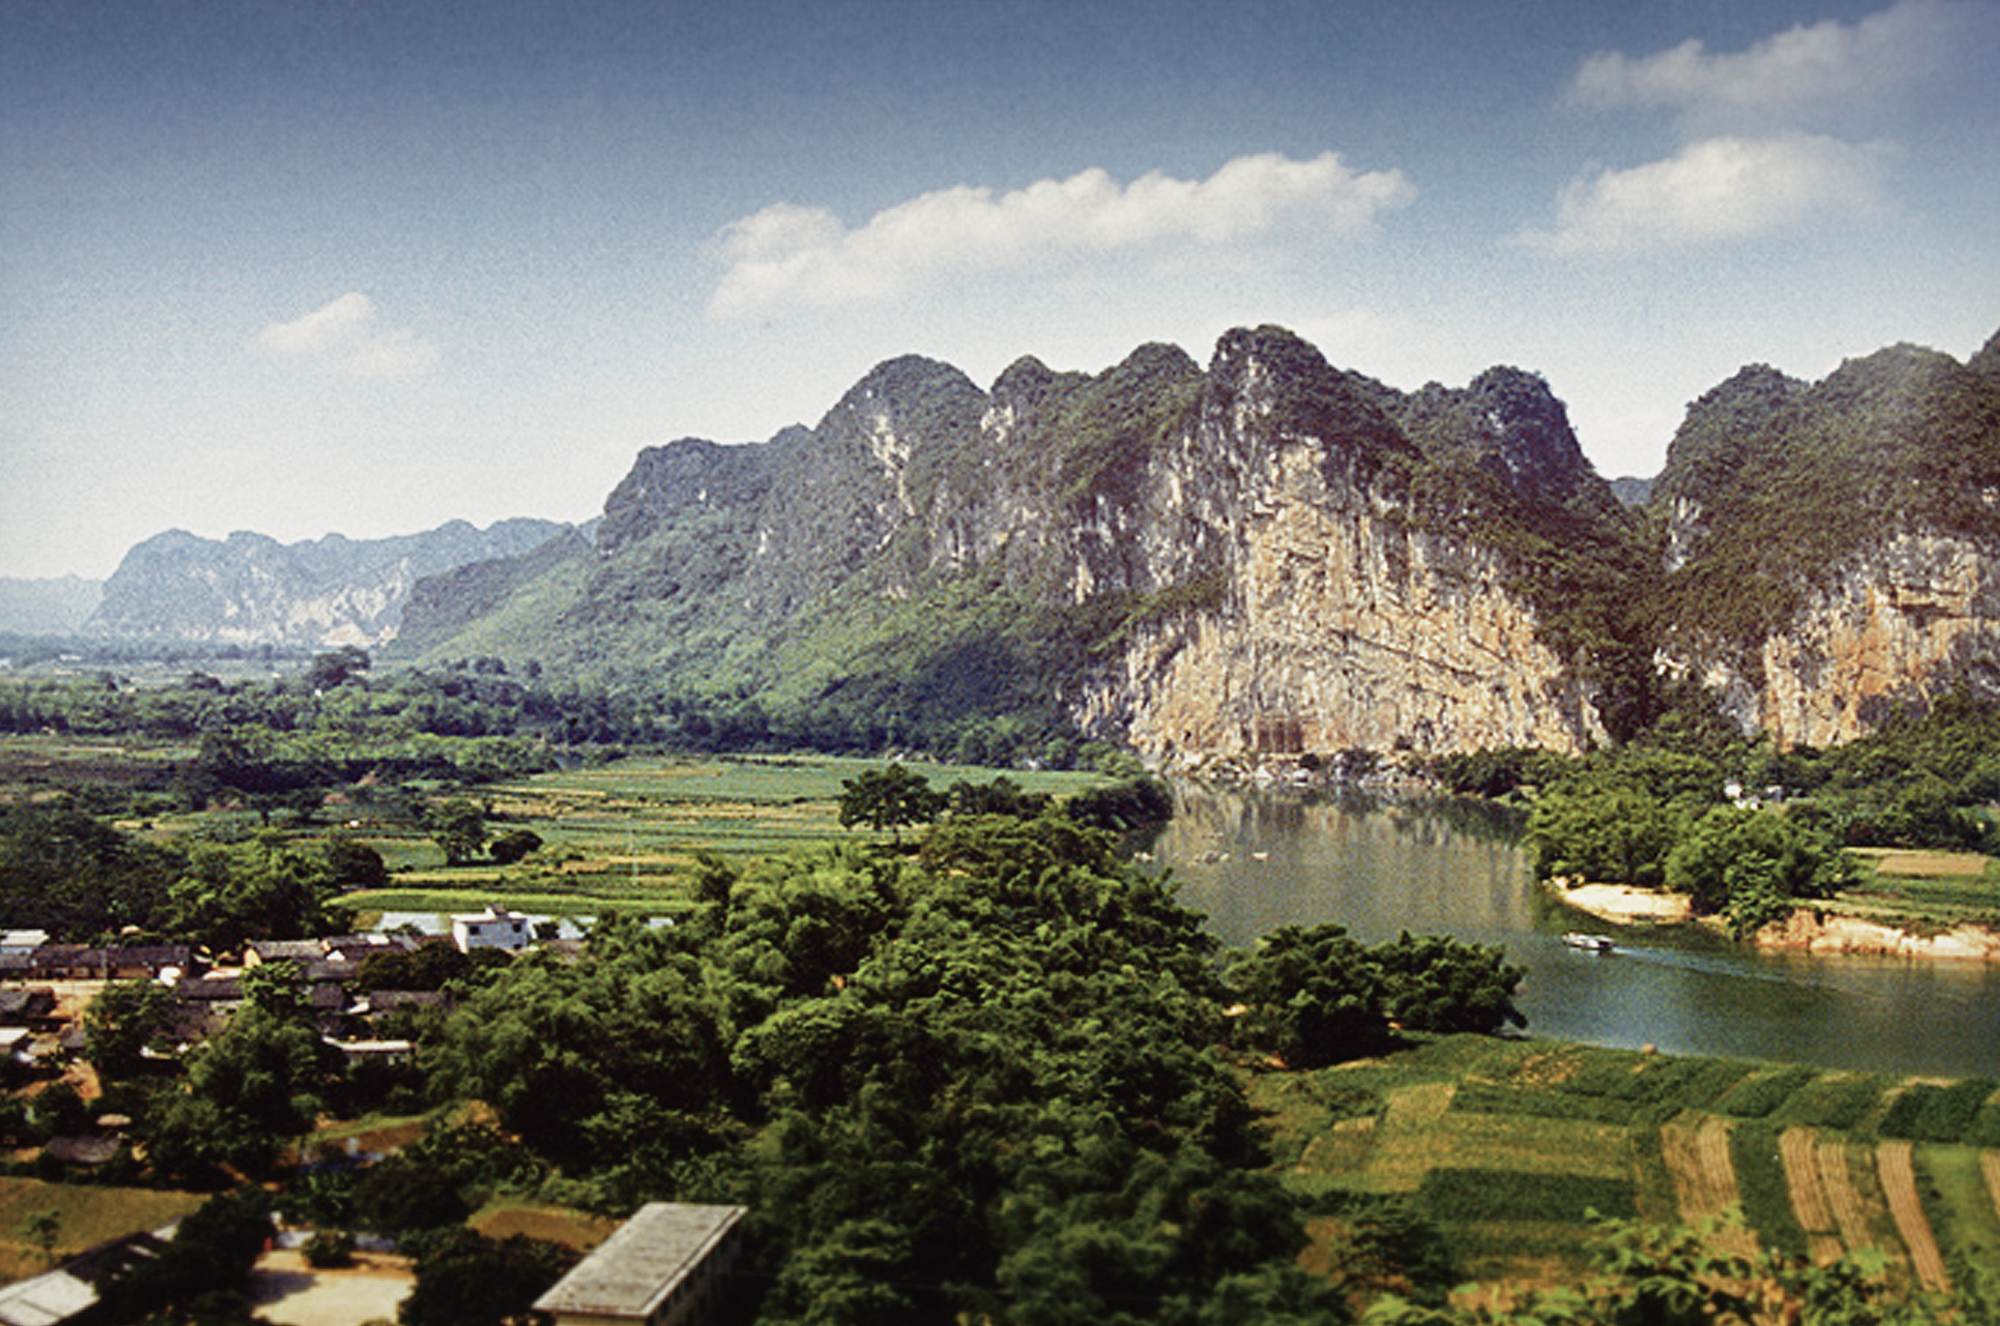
top-left (402, 322), bottom-right (2000, 760)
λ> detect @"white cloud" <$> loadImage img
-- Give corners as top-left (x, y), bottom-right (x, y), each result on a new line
top-left (710, 152), bottom-right (1414, 315)
top-left (1570, 0), bottom-right (1982, 129)
top-left (256, 292), bottom-right (438, 378)
top-left (1518, 135), bottom-right (1892, 255)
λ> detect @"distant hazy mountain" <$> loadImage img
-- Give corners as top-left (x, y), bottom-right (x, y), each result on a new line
top-left (86, 519), bottom-right (571, 648)
top-left (0, 576), bottom-right (104, 636)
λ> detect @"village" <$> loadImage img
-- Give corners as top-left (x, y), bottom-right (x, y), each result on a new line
top-left (0, 909), bottom-right (750, 1326)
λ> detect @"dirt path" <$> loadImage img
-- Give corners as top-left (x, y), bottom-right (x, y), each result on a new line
top-left (1661, 1116), bottom-right (1755, 1257)
top-left (1780, 1127), bottom-right (1846, 1264)
top-left (1983, 1151), bottom-right (2000, 1223)
top-left (247, 1249), bottom-right (413, 1326)
top-left (1878, 1141), bottom-right (1950, 1292)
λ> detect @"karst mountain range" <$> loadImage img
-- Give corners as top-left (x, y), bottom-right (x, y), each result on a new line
top-left (19, 323), bottom-right (2000, 759)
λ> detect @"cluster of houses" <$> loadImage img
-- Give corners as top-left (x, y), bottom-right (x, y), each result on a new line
top-left (0, 906), bottom-right (544, 1076)
top-left (0, 1200), bottom-right (751, 1326)
top-left (0, 903), bottom-right (753, 1326)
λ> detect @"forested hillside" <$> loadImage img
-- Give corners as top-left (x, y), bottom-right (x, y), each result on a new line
top-left (401, 324), bottom-right (2000, 764)
top-left (400, 327), bottom-right (1646, 762)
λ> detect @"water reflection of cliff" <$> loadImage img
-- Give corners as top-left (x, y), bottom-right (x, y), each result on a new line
top-left (1155, 784), bottom-right (1533, 948)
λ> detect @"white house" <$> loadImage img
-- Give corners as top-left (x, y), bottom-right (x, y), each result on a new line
top-left (449, 906), bottom-right (531, 954)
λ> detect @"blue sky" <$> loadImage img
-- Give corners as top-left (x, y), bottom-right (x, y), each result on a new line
top-left (4, 0), bottom-right (1996, 579)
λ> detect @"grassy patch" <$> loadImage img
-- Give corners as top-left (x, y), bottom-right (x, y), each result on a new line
top-left (1834, 853), bottom-right (2000, 931)
top-left (1856, 849), bottom-right (1993, 878)
top-left (1915, 1145), bottom-right (2000, 1271)
top-left (470, 1200), bottom-right (620, 1252)
top-left (1259, 1037), bottom-right (2000, 1287)
top-left (0, 1177), bottom-right (205, 1283)
top-left (1727, 1120), bottom-right (1808, 1256)
top-left (1450, 1082), bottom-right (1639, 1125)
top-left (1770, 1072), bottom-right (1886, 1131)
top-left (335, 888), bottom-right (690, 920)
top-left (1715, 1065), bottom-right (1818, 1120)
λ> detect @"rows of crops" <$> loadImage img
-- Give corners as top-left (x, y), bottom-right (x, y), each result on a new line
top-left (1254, 1036), bottom-right (2000, 1286)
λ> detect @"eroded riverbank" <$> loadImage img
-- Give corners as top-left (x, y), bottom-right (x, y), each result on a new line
top-left (1551, 880), bottom-right (2000, 962)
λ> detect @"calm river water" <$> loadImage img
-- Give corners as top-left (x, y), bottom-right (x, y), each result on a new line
top-left (1157, 786), bottom-right (2000, 1079)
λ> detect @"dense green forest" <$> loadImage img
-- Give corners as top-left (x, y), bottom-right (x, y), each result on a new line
top-left (4, 779), bottom-right (1527, 1324)
top-left (1425, 688), bottom-right (2000, 930)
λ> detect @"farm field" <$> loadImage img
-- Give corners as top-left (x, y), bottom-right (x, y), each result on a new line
top-left (1253, 1035), bottom-right (2000, 1288)
top-left (334, 753), bottom-right (1115, 924)
top-left (1837, 849), bottom-right (2000, 932)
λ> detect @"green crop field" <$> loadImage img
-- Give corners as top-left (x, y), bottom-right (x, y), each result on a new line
top-left (1254, 1036), bottom-right (2000, 1289)
top-left (1839, 851), bottom-right (2000, 931)
top-left (334, 753), bottom-right (1115, 926)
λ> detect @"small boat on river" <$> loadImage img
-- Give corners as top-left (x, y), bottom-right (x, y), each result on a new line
top-left (1564, 932), bottom-right (1617, 953)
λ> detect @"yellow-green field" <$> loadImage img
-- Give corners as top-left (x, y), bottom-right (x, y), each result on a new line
top-left (1255, 1036), bottom-right (2000, 1289)
top-left (1839, 849), bottom-right (2000, 932)
top-left (0, 1177), bottom-right (206, 1283)
top-left (336, 753), bottom-right (1114, 923)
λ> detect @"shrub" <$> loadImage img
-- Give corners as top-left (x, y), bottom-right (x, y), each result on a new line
top-left (1417, 1168), bottom-right (1636, 1223)
top-left (1714, 1065), bottom-right (1818, 1119)
top-left (1772, 1073), bottom-right (1885, 1131)
top-left (303, 1228), bottom-right (356, 1268)
top-left (488, 828), bottom-right (544, 865)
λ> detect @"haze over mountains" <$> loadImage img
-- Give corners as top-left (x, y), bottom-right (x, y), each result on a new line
top-left (1, 520), bottom-right (571, 649)
top-left (12, 323), bottom-right (2000, 760)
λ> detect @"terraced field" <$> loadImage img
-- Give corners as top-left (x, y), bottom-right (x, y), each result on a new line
top-left (1253, 1036), bottom-right (2000, 1286)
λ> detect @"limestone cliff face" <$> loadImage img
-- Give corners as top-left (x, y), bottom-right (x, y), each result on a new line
top-left (487, 325), bottom-right (1629, 756)
top-left (1094, 520), bottom-right (1599, 759)
top-left (1070, 330), bottom-right (1605, 758)
top-left (428, 323), bottom-right (2000, 760)
top-left (1665, 532), bottom-right (2000, 747)
top-left (1649, 335), bottom-right (2000, 748)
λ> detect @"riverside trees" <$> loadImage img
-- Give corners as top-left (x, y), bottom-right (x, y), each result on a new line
top-left (413, 800), bottom-right (1526, 1325)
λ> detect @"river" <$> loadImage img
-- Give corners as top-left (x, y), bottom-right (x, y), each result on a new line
top-left (1156, 786), bottom-right (2000, 1080)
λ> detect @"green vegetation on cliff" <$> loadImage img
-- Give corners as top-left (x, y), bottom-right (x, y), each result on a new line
top-left (1650, 343), bottom-right (2000, 654)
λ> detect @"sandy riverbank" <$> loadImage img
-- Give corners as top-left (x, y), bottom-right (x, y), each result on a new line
top-left (1551, 881), bottom-right (2000, 961)
top-left (1553, 882), bottom-right (1691, 925)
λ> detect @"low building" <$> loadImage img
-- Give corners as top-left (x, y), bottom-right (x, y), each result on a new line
top-left (244, 939), bottom-right (324, 967)
top-left (532, 1203), bottom-right (747, 1326)
top-left (323, 932), bottom-right (418, 963)
top-left (29, 945), bottom-right (191, 981)
top-left (0, 988), bottom-right (58, 1030)
top-left (450, 906), bottom-right (531, 954)
top-left (0, 930), bottom-right (49, 958)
